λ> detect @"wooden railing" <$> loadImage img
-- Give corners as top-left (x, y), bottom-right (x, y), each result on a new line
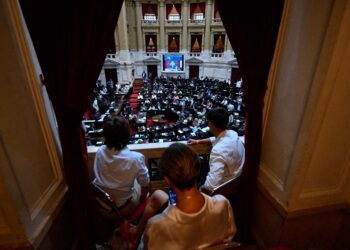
top-left (87, 141), bottom-right (211, 190)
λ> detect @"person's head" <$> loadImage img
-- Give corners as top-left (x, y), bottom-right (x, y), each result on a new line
top-left (206, 107), bottom-right (229, 131)
top-left (159, 143), bottom-right (200, 190)
top-left (103, 116), bottom-right (130, 150)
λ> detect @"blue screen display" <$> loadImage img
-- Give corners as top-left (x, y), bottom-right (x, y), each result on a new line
top-left (162, 54), bottom-right (184, 72)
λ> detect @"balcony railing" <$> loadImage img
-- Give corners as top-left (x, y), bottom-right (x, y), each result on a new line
top-left (87, 141), bottom-right (211, 190)
top-left (212, 18), bottom-right (222, 24)
top-left (189, 18), bottom-right (205, 24)
top-left (144, 52), bottom-right (158, 57)
top-left (189, 52), bottom-right (201, 57)
top-left (142, 19), bottom-right (159, 25)
top-left (210, 52), bottom-right (224, 58)
top-left (165, 19), bottom-right (182, 25)
top-left (106, 53), bottom-right (117, 59)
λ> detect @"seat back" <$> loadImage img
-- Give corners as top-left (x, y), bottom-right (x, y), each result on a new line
top-left (210, 176), bottom-right (241, 197)
top-left (92, 182), bottom-right (126, 244)
top-left (91, 182), bottom-right (124, 222)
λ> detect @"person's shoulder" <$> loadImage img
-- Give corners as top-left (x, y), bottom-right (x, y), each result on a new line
top-left (146, 211), bottom-right (169, 231)
top-left (130, 150), bottom-right (144, 158)
top-left (226, 129), bottom-right (238, 138)
top-left (148, 212), bottom-right (167, 224)
top-left (206, 194), bottom-right (230, 207)
top-left (124, 148), bottom-right (144, 159)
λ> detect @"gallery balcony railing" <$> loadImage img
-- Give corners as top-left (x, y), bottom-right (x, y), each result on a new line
top-left (87, 141), bottom-right (211, 191)
top-left (211, 18), bottom-right (222, 24)
top-left (106, 53), bottom-right (117, 60)
top-left (210, 52), bottom-right (224, 58)
top-left (189, 18), bottom-right (205, 25)
top-left (189, 52), bottom-right (201, 57)
top-left (142, 18), bottom-right (159, 25)
top-left (144, 52), bottom-right (158, 57)
top-left (165, 19), bottom-right (182, 25)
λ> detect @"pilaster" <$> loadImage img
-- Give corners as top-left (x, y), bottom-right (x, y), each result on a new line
top-left (159, 0), bottom-right (165, 51)
top-left (182, 0), bottom-right (189, 51)
top-left (204, 0), bottom-right (213, 51)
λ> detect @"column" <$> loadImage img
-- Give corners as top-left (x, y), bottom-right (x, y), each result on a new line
top-left (117, 1), bottom-right (129, 52)
top-left (135, 1), bottom-right (143, 51)
top-left (159, 0), bottom-right (165, 51)
top-left (182, 0), bottom-right (189, 51)
top-left (204, 0), bottom-right (213, 51)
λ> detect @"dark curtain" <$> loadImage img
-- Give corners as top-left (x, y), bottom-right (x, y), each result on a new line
top-left (190, 3), bottom-right (206, 19)
top-left (168, 35), bottom-right (180, 52)
top-left (19, 0), bottom-right (123, 249)
top-left (166, 4), bottom-right (182, 18)
top-left (142, 4), bottom-right (158, 17)
top-left (175, 4), bottom-right (182, 17)
top-left (213, 34), bottom-right (225, 53)
top-left (146, 34), bottom-right (157, 52)
top-left (217, 0), bottom-right (284, 244)
top-left (191, 35), bottom-right (202, 52)
top-left (213, 0), bottom-right (220, 19)
top-left (231, 68), bottom-right (242, 85)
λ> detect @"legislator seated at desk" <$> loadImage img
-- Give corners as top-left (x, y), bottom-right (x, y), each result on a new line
top-left (151, 115), bottom-right (166, 124)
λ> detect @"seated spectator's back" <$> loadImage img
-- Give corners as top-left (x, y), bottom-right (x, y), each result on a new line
top-left (144, 193), bottom-right (235, 249)
top-left (142, 143), bottom-right (236, 249)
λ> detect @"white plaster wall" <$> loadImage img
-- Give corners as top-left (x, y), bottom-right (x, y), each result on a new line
top-left (292, 0), bottom-right (350, 210)
top-left (0, 1), bottom-right (65, 246)
top-left (202, 64), bottom-right (230, 80)
top-left (260, 0), bottom-right (340, 208)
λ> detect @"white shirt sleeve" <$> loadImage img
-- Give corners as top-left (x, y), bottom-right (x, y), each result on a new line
top-left (209, 136), bottom-right (216, 144)
top-left (203, 150), bottom-right (226, 191)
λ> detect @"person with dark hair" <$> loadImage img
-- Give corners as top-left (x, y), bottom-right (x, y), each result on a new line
top-left (142, 143), bottom-right (236, 249)
top-left (93, 116), bottom-right (168, 232)
top-left (188, 107), bottom-right (245, 192)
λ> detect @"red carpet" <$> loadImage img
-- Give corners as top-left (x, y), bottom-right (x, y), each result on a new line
top-left (129, 79), bottom-right (142, 113)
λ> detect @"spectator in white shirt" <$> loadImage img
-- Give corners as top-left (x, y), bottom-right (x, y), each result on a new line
top-left (187, 107), bottom-right (245, 193)
top-left (142, 143), bottom-right (236, 249)
top-left (93, 117), bottom-right (168, 246)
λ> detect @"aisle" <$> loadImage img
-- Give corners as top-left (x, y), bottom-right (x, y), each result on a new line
top-left (129, 78), bottom-right (142, 113)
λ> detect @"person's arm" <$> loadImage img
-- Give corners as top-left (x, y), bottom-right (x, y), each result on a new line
top-left (187, 138), bottom-right (212, 146)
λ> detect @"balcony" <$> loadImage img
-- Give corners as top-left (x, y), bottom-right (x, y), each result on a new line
top-left (106, 53), bottom-right (117, 60)
top-left (87, 141), bottom-right (211, 190)
top-left (210, 52), bottom-right (224, 58)
top-left (189, 52), bottom-right (201, 57)
top-left (165, 19), bottom-right (182, 25)
top-left (144, 52), bottom-right (158, 57)
top-left (141, 19), bottom-right (159, 26)
top-left (211, 18), bottom-right (222, 25)
top-left (188, 18), bottom-right (205, 25)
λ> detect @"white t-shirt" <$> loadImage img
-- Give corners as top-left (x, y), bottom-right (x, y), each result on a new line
top-left (143, 194), bottom-right (236, 250)
top-left (93, 145), bottom-right (149, 207)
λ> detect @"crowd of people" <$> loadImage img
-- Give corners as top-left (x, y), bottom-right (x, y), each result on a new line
top-left (83, 76), bottom-right (245, 146)
top-left (93, 107), bottom-right (244, 249)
